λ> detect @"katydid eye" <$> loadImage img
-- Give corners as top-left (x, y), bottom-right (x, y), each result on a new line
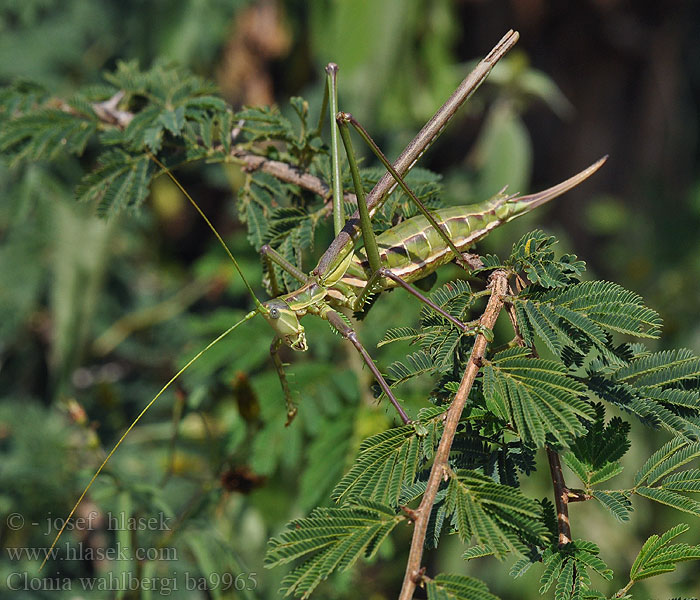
top-left (270, 307), bottom-right (280, 319)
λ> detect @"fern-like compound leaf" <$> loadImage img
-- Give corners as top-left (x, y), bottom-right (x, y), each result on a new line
top-left (540, 540), bottom-right (612, 600)
top-left (377, 327), bottom-right (421, 347)
top-left (425, 573), bottom-right (499, 600)
top-left (331, 426), bottom-right (422, 506)
top-left (76, 150), bottom-right (153, 215)
top-left (482, 348), bottom-right (593, 448)
top-left (592, 490), bottom-right (632, 522)
top-left (265, 500), bottom-right (403, 599)
top-left (629, 523), bottom-right (700, 582)
top-left (444, 470), bottom-right (548, 559)
top-left (509, 231), bottom-right (585, 288)
top-left (562, 404), bottom-right (630, 488)
top-left (0, 108), bottom-right (97, 166)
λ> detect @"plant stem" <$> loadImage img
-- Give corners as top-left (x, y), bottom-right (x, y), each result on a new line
top-left (546, 447), bottom-right (573, 546)
top-left (397, 270), bottom-right (508, 600)
top-left (231, 147), bottom-right (356, 208)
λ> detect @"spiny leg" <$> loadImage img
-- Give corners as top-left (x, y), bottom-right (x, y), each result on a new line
top-left (270, 336), bottom-right (298, 426)
top-left (359, 267), bottom-right (475, 334)
top-left (337, 112), bottom-right (465, 268)
top-left (322, 308), bottom-right (411, 424)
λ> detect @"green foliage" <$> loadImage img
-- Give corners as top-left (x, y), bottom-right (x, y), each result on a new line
top-left (237, 97), bottom-right (323, 162)
top-left (331, 419), bottom-right (436, 506)
top-left (101, 59), bottom-right (228, 151)
top-left (633, 438), bottom-right (700, 516)
top-left (514, 280), bottom-right (661, 363)
top-left (0, 106), bottom-right (97, 166)
top-left (1, 36), bottom-right (699, 600)
top-left (591, 490), bottom-right (633, 522)
top-left (445, 469), bottom-right (548, 558)
top-left (563, 404), bottom-right (630, 488)
top-left (560, 405), bottom-right (635, 521)
top-left (425, 573), bottom-right (499, 600)
top-left (264, 500), bottom-right (403, 599)
top-left (76, 150), bottom-right (154, 215)
top-left (508, 230), bottom-right (586, 288)
top-left (539, 540), bottom-right (612, 600)
top-left (628, 524), bottom-right (700, 585)
top-left (588, 349), bottom-right (700, 439)
top-left (482, 348), bottom-right (593, 448)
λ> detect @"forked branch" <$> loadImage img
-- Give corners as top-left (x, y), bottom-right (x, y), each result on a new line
top-left (398, 270), bottom-right (509, 600)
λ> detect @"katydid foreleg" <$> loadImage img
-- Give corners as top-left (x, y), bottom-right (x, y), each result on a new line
top-left (260, 243), bottom-right (308, 297)
top-left (270, 336), bottom-right (298, 425)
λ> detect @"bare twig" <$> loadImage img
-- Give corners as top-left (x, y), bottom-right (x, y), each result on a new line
top-left (503, 299), bottom-right (526, 347)
top-left (398, 270), bottom-right (509, 600)
top-left (92, 91), bottom-right (133, 126)
top-left (546, 447), bottom-right (573, 546)
top-left (230, 147), bottom-right (356, 209)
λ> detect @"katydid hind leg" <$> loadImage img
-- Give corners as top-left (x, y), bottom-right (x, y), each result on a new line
top-left (336, 117), bottom-right (382, 276)
top-left (326, 63), bottom-right (345, 237)
top-left (351, 266), bottom-right (472, 333)
top-left (323, 309), bottom-right (411, 424)
top-left (377, 268), bottom-right (474, 334)
top-left (341, 113), bottom-right (465, 266)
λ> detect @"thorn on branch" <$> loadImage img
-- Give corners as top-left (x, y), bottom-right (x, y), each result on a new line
top-left (461, 252), bottom-right (484, 270)
top-left (92, 91), bottom-right (132, 127)
top-left (441, 464), bottom-right (452, 482)
top-left (401, 506), bottom-right (419, 522)
top-left (231, 118), bottom-right (245, 143)
top-left (567, 489), bottom-right (593, 502)
top-left (410, 566), bottom-right (426, 585)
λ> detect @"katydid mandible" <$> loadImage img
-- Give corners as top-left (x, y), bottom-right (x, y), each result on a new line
top-left (42, 30), bottom-right (605, 568)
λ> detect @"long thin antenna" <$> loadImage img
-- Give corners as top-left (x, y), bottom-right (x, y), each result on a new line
top-left (40, 309), bottom-right (259, 570)
top-left (148, 153), bottom-right (266, 312)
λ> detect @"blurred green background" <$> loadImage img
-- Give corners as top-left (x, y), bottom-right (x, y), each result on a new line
top-left (1, 0), bottom-right (699, 598)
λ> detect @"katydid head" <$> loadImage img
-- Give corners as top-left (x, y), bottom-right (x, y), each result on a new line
top-left (262, 298), bottom-right (307, 351)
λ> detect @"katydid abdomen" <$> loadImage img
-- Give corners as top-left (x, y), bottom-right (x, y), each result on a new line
top-left (341, 203), bottom-right (502, 288)
top-left (339, 155), bottom-right (606, 291)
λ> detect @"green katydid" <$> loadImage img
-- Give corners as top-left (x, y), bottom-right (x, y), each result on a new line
top-left (42, 29), bottom-right (605, 567)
